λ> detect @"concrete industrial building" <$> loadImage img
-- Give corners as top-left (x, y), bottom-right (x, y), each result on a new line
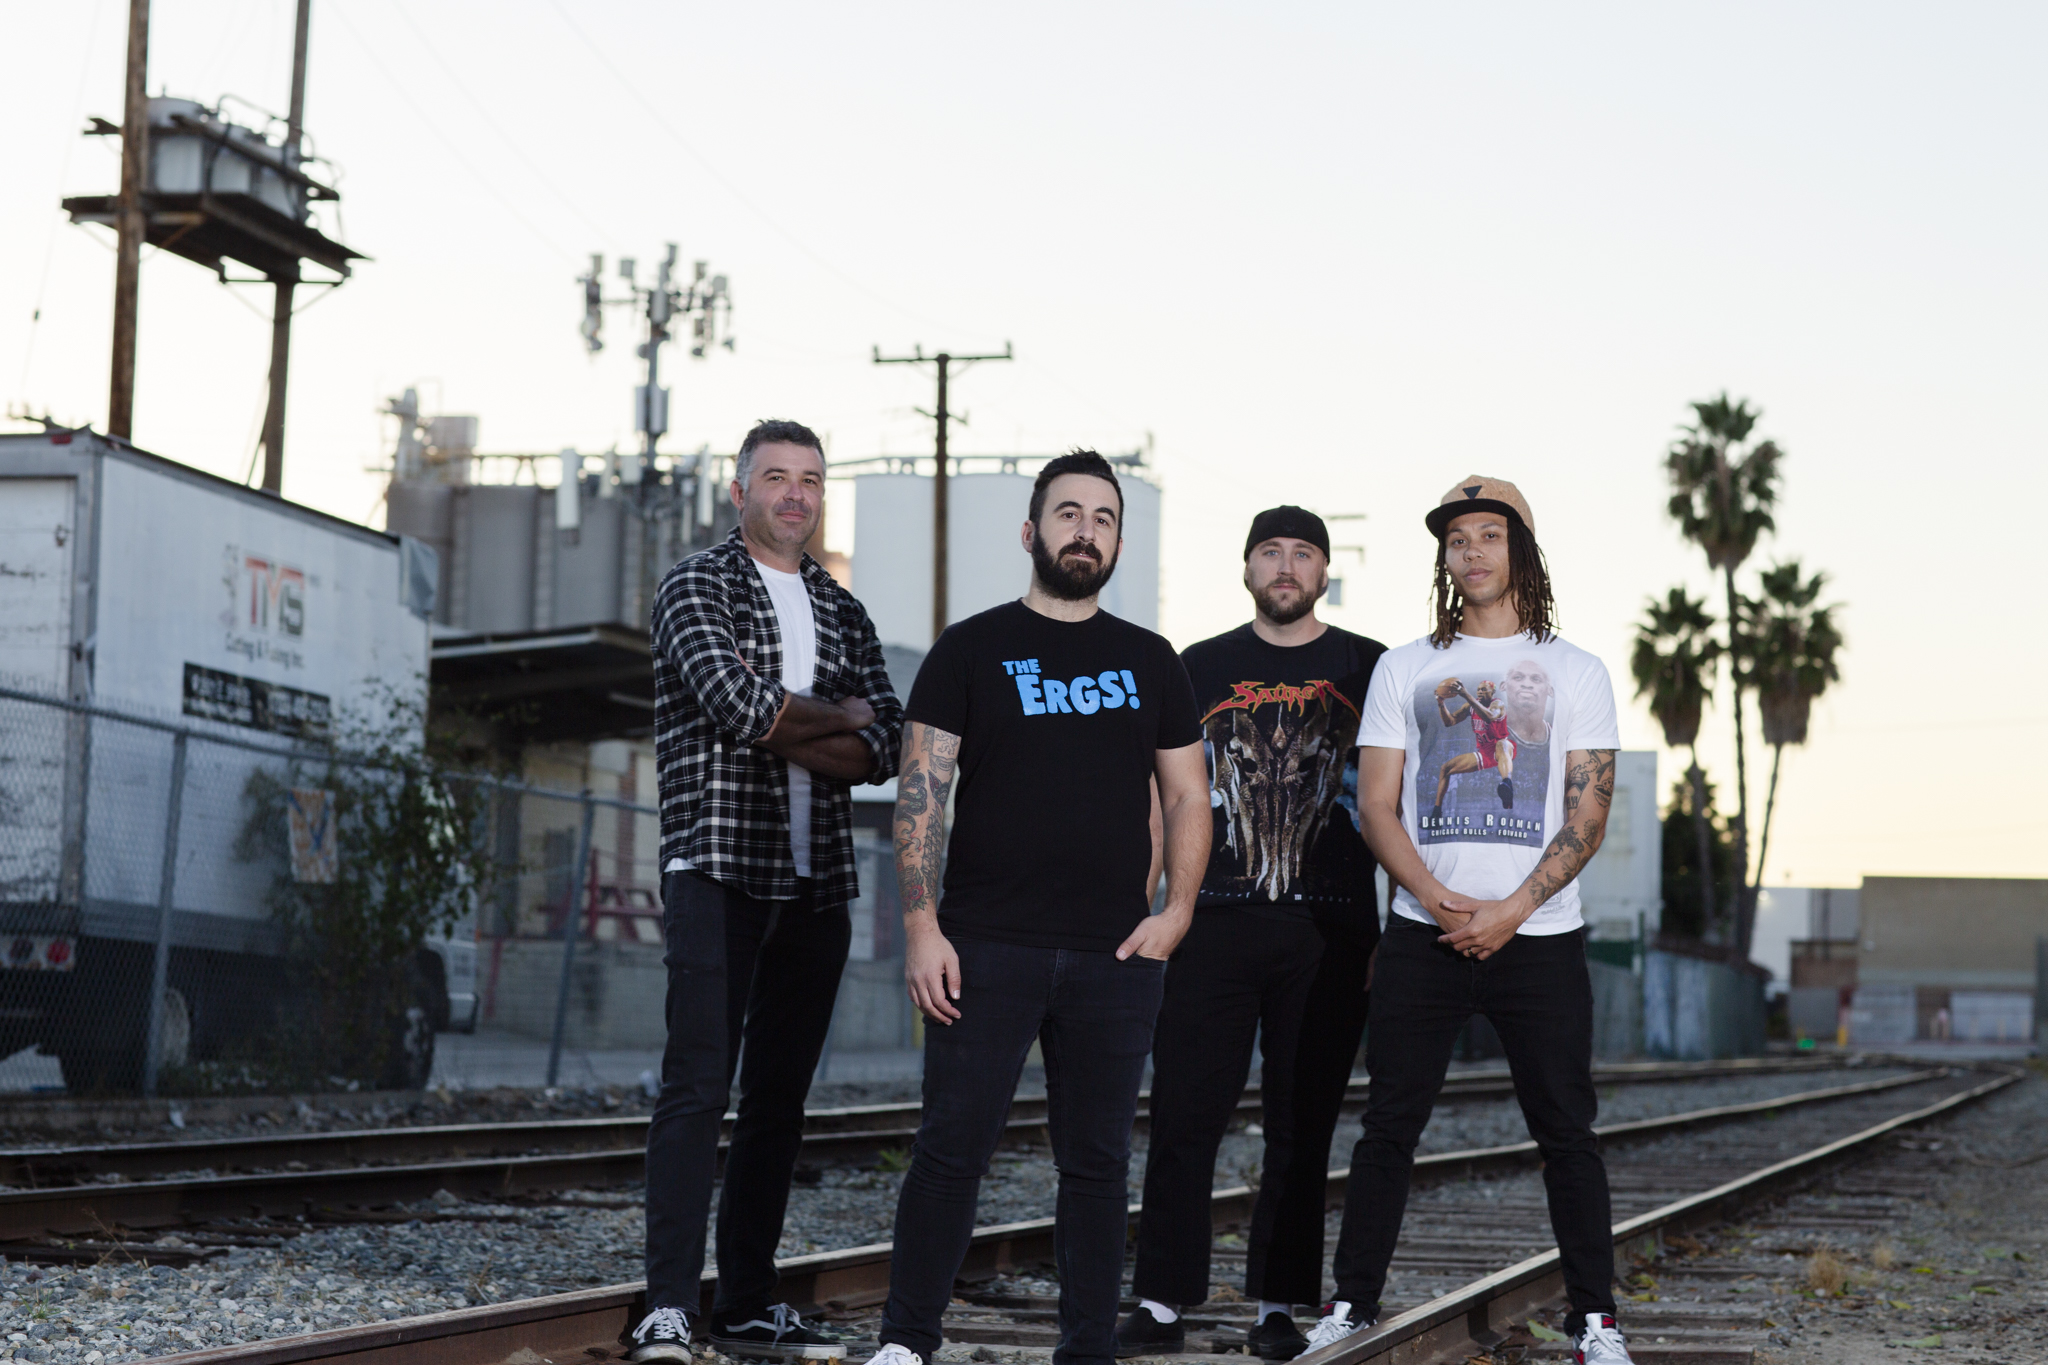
top-left (1846, 876), bottom-right (2046, 1047)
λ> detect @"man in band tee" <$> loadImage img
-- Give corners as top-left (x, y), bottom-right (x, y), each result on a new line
top-left (1118, 507), bottom-right (1385, 1361)
top-left (1305, 476), bottom-right (1634, 1365)
top-left (864, 451), bottom-right (1209, 1365)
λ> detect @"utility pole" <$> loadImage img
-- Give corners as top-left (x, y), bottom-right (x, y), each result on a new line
top-left (107, 0), bottom-right (151, 441)
top-left (872, 342), bottom-right (1012, 640)
top-left (257, 0), bottom-right (312, 495)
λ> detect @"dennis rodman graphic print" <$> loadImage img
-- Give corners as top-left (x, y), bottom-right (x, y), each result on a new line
top-left (1413, 657), bottom-right (1553, 847)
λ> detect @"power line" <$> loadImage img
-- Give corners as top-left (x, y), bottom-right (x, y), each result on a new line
top-left (324, 3), bottom-right (576, 262)
top-left (17, 0), bottom-right (108, 404)
top-left (376, 0), bottom-right (615, 246)
top-left (539, 0), bottom-right (1001, 347)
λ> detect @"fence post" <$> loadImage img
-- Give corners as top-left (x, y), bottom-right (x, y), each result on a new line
top-left (142, 730), bottom-right (190, 1098)
top-left (546, 791), bottom-right (597, 1088)
top-left (2036, 936), bottom-right (2047, 1051)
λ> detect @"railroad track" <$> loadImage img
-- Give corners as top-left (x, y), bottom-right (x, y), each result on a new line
top-left (0, 1055), bottom-right (1850, 1190)
top-left (0, 1058), bottom-right (1870, 1245)
top-left (9, 1061), bottom-right (2020, 1365)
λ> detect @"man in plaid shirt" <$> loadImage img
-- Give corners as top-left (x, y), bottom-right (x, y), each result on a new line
top-left (632, 420), bottom-right (903, 1364)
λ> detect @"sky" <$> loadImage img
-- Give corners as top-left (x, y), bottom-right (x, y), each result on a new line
top-left (4, 2), bottom-right (2045, 889)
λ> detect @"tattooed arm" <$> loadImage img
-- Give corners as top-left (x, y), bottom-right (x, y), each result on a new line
top-left (897, 720), bottom-right (965, 1023)
top-left (1116, 741), bottom-right (1211, 962)
top-left (1438, 748), bottom-right (1617, 960)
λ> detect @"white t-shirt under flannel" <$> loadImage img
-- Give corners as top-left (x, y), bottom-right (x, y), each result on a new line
top-left (753, 560), bottom-right (819, 878)
top-left (1357, 631), bottom-right (1620, 935)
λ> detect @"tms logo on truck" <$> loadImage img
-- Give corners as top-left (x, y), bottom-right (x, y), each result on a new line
top-left (221, 546), bottom-right (313, 669)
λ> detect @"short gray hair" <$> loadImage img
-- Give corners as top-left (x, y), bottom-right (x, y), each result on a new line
top-left (736, 419), bottom-right (824, 487)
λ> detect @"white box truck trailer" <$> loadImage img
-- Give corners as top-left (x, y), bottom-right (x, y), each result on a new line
top-left (0, 428), bottom-right (476, 1093)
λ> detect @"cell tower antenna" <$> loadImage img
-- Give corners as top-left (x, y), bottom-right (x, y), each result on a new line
top-left (579, 242), bottom-right (732, 470)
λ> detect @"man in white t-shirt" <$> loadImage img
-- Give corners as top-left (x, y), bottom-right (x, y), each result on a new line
top-left (631, 421), bottom-right (903, 1365)
top-left (1302, 477), bottom-right (1635, 1365)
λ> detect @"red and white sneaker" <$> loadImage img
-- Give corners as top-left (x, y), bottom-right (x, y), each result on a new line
top-left (1571, 1314), bottom-right (1633, 1364)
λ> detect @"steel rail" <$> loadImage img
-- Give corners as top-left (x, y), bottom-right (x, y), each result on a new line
top-left (1300, 1063), bottom-right (2025, 1365)
top-left (23, 1065), bottom-right (1996, 1365)
top-left (0, 1068), bottom-right (1935, 1243)
top-left (0, 1055), bottom-right (1856, 1191)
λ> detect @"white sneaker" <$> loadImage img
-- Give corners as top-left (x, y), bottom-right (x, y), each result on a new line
top-left (861, 1346), bottom-right (924, 1365)
top-left (1302, 1302), bottom-right (1371, 1353)
top-left (628, 1307), bottom-right (694, 1364)
top-left (1571, 1314), bottom-right (1633, 1364)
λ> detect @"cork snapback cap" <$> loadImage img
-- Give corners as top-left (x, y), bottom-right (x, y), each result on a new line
top-left (1425, 474), bottom-right (1536, 539)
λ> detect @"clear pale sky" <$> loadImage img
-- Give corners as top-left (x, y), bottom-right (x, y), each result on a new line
top-left (5, 2), bottom-right (2044, 888)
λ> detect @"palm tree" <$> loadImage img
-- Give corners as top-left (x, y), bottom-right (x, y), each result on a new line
top-left (1630, 588), bottom-right (1724, 938)
top-left (1743, 561), bottom-right (1843, 896)
top-left (1664, 393), bottom-right (1784, 958)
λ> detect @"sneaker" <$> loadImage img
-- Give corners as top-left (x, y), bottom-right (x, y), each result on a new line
top-left (709, 1304), bottom-right (845, 1360)
top-left (1571, 1314), bottom-right (1632, 1364)
top-left (1497, 777), bottom-right (1515, 809)
top-left (1302, 1303), bottom-right (1371, 1353)
top-left (1245, 1310), bottom-right (1308, 1361)
top-left (628, 1307), bottom-right (694, 1364)
top-left (1114, 1303), bottom-right (1185, 1357)
top-left (859, 1347), bottom-right (924, 1365)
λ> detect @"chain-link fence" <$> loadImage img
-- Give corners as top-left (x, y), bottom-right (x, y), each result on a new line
top-left (0, 685), bottom-right (915, 1098)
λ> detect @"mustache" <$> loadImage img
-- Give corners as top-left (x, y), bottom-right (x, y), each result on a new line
top-left (1057, 541), bottom-right (1101, 562)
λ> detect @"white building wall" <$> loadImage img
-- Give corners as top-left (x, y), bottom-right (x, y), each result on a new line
top-left (1575, 750), bottom-right (1659, 937)
top-left (853, 469), bottom-right (1162, 650)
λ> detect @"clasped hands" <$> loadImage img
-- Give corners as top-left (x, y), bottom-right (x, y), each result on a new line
top-left (1430, 893), bottom-right (1531, 961)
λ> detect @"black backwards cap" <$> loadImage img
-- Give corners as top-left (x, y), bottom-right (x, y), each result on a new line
top-left (1243, 505), bottom-right (1331, 560)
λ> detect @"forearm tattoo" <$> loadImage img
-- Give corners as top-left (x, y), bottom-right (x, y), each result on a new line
top-left (894, 726), bottom-right (960, 918)
top-left (1523, 749), bottom-right (1616, 909)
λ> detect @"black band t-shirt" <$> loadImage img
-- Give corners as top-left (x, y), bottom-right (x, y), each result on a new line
top-left (1182, 622), bottom-right (1387, 950)
top-left (905, 600), bottom-right (1202, 951)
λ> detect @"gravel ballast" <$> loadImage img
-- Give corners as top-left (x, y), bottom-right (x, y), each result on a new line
top-left (0, 1061), bottom-right (1971, 1364)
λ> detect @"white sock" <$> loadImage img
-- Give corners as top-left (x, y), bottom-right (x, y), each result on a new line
top-left (1325, 1301), bottom-right (1354, 1323)
top-left (1258, 1301), bottom-right (1291, 1322)
top-left (1138, 1299), bottom-right (1179, 1324)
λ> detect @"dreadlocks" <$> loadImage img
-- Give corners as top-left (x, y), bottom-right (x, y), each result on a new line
top-left (1429, 518), bottom-right (1557, 648)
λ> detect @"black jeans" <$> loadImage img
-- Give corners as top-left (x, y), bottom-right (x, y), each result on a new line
top-left (1133, 910), bottom-right (1372, 1307)
top-left (1331, 916), bottom-right (1616, 1326)
top-left (879, 938), bottom-right (1167, 1365)
top-left (644, 871), bottom-right (851, 1319)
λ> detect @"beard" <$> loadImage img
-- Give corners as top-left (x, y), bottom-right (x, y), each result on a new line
top-left (1250, 572), bottom-right (1325, 626)
top-left (1030, 531), bottom-right (1119, 601)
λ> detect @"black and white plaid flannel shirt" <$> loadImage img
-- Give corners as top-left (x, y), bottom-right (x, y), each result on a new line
top-left (651, 527), bottom-right (903, 905)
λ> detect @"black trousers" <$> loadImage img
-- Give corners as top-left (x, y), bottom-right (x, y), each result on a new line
top-left (644, 871), bottom-right (851, 1318)
top-left (1331, 916), bottom-right (1616, 1326)
top-left (879, 938), bottom-right (1167, 1365)
top-left (1132, 910), bottom-right (1372, 1308)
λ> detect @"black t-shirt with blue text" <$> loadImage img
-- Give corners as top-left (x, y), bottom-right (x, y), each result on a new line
top-left (905, 600), bottom-right (1203, 951)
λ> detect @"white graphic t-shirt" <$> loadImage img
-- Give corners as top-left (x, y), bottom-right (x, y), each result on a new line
top-left (754, 560), bottom-right (819, 878)
top-left (1356, 631), bottom-right (1619, 935)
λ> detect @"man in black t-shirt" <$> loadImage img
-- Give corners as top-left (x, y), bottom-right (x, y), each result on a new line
top-left (864, 452), bottom-right (1209, 1365)
top-left (1118, 507), bottom-right (1386, 1361)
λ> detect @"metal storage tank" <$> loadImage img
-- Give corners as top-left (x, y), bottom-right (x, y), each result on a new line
top-left (852, 464), bottom-right (1161, 651)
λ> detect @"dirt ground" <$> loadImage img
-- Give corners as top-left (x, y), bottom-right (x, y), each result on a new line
top-left (1754, 1062), bottom-right (2048, 1365)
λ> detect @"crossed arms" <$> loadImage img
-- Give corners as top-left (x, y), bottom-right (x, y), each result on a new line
top-left (1358, 744), bottom-right (1616, 961)
top-left (895, 721), bottom-right (1210, 1023)
top-left (654, 560), bottom-right (902, 783)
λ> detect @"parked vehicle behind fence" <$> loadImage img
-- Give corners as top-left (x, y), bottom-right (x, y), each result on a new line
top-left (0, 428), bottom-right (475, 1096)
